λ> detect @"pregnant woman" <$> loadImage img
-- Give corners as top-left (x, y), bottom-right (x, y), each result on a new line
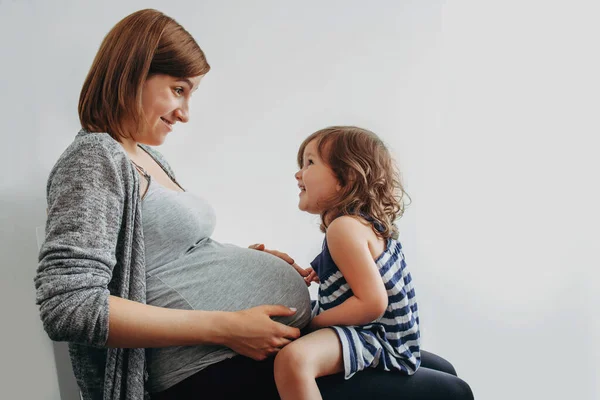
top-left (35, 8), bottom-right (473, 400)
top-left (35, 9), bottom-right (309, 400)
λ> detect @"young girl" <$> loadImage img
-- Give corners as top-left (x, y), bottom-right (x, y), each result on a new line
top-left (273, 126), bottom-right (421, 400)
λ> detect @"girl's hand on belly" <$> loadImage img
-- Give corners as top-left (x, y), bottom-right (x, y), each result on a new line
top-left (248, 243), bottom-right (317, 286)
top-left (303, 267), bottom-right (320, 285)
top-left (218, 305), bottom-right (302, 360)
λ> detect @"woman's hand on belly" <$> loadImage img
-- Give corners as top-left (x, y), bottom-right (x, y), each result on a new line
top-left (217, 304), bottom-right (301, 360)
top-left (248, 243), bottom-right (318, 286)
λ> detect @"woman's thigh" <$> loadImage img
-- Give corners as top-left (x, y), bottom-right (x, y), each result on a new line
top-left (317, 365), bottom-right (474, 400)
top-left (150, 356), bottom-right (280, 400)
top-left (420, 349), bottom-right (458, 376)
top-left (151, 351), bottom-right (473, 400)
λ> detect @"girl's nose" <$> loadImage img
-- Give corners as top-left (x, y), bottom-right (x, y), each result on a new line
top-left (294, 170), bottom-right (302, 180)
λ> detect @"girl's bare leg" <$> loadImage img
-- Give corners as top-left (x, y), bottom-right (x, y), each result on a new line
top-left (274, 328), bottom-right (344, 400)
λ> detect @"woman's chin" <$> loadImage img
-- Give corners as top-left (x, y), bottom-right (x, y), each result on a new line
top-left (142, 133), bottom-right (168, 147)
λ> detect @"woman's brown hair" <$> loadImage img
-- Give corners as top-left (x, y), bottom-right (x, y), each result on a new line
top-left (297, 126), bottom-right (410, 240)
top-left (78, 9), bottom-right (210, 140)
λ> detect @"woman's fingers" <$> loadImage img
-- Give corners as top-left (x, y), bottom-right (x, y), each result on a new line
top-left (229, 305), bottom-right (300, 360)
top-left (226, 305), bottom-right (301, 360)
top-left (260, 305), bottom-right (301, 339)
top-left (261, 304), bottom-right (298, 320)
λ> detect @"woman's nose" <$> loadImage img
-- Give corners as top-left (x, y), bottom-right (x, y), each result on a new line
top-left (175, 106), bottom-right (189, 123)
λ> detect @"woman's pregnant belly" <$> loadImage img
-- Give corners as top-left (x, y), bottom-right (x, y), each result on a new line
top-left (146, 238), bottom-right (312, 328)
top-left (145, 239), bottom-right (312, 392)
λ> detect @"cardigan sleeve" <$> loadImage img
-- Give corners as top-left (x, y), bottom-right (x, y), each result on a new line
top-left (35, 139), bottom-right (125, 347)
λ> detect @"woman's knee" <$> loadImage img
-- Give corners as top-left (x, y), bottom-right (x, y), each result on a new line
top-left (446, 376), bottom-right (474, 400)
top-left (420, 350), bottom-right (458, 376)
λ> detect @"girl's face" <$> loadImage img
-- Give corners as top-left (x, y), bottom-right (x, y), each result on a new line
top-left (295, 139), bottom-right (342, 215)
top-left (136, 74), bottom-right (202, 145)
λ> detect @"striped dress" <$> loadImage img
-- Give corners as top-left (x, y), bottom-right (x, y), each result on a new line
top-left (310, 223), bottom-right (421, 379)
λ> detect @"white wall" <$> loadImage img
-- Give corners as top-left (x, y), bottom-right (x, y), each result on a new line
top-left (1, 1), bottom-right (597, 399)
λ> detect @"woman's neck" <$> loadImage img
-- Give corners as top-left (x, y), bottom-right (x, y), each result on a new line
top-left (119, 137), bottom-right (141, 158)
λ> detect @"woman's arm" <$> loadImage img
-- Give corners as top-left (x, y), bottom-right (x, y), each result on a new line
top-left (107, 296), bottom-right (300, 360)
top-left (36, 140), bottom-right (127, 346)
top-left (35, 138), bottom-right (299, 360)
top-left (309, 216), bottom-right (389, 330)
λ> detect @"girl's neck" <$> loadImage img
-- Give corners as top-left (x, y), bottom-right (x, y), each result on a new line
top-left (323, 211), bottom-right (337, 227)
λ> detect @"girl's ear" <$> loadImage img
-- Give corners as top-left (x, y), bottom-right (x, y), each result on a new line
top-left (339, 168), bottom-right (357, 191)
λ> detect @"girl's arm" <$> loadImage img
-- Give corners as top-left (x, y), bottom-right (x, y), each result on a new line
top-left (309, 216), bottom-right (389, 329)
top-left (248, 243), bottom-right (319, 286)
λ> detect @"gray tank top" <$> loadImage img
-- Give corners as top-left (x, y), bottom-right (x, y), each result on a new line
top-left (136, 167), bottom-right (311, 393)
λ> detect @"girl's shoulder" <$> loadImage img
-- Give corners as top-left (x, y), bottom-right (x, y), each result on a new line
top-left (326, 215), bottom-right (377, 242)
top-left (327, 215), bottom-right (387, 260)
top-left (328, 214), bottom-right (383, 233)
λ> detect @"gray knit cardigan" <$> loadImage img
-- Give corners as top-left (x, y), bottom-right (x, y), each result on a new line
top-left (35, 130), bottom-right (176, 400)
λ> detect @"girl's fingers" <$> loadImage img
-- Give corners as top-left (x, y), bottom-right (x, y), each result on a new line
top-left (292, 263), bottom-right (310, 277)
top-left (263, 248), bottom-right (295, 265)
top-left (307, 271), bottom-right (320, 284)
top-left (252, 247), bottom-right (314, 280)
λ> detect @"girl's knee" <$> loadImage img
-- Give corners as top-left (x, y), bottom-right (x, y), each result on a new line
top-left (274, 343), bottom-right (311, 378)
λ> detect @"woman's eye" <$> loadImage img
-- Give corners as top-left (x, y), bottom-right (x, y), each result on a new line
top-left (174, 87), bottom-right (184, 96)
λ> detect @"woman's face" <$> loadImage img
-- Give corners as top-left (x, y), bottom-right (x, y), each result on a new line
top-left (136, 74), bottom-right (202, 145)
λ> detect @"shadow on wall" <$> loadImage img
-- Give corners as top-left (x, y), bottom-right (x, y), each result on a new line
top-left (36, 225), bottom-right (83, 400)
top-left (52, 342), bottom-right (82, 400)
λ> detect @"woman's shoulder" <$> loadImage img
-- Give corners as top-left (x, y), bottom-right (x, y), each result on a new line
top-left (47, 130), bottom-right (132, 191)
top-left (68, 129), bottom-right (127, 158)
top-left (52, 130), bottom-right (134, 170)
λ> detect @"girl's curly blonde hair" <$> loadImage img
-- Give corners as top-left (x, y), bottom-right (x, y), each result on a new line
top-left (297, 126), bottom-right (410, 240)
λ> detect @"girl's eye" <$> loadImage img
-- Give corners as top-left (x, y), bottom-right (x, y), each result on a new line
top-left (307, 159), bottom-right (314, 165)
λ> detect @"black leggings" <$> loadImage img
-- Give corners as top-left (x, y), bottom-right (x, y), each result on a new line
top-left (151, 350), bottom-right (474, 400)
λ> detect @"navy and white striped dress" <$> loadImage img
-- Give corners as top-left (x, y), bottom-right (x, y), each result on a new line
top-left (310, 221), bottom-right (421, 379)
